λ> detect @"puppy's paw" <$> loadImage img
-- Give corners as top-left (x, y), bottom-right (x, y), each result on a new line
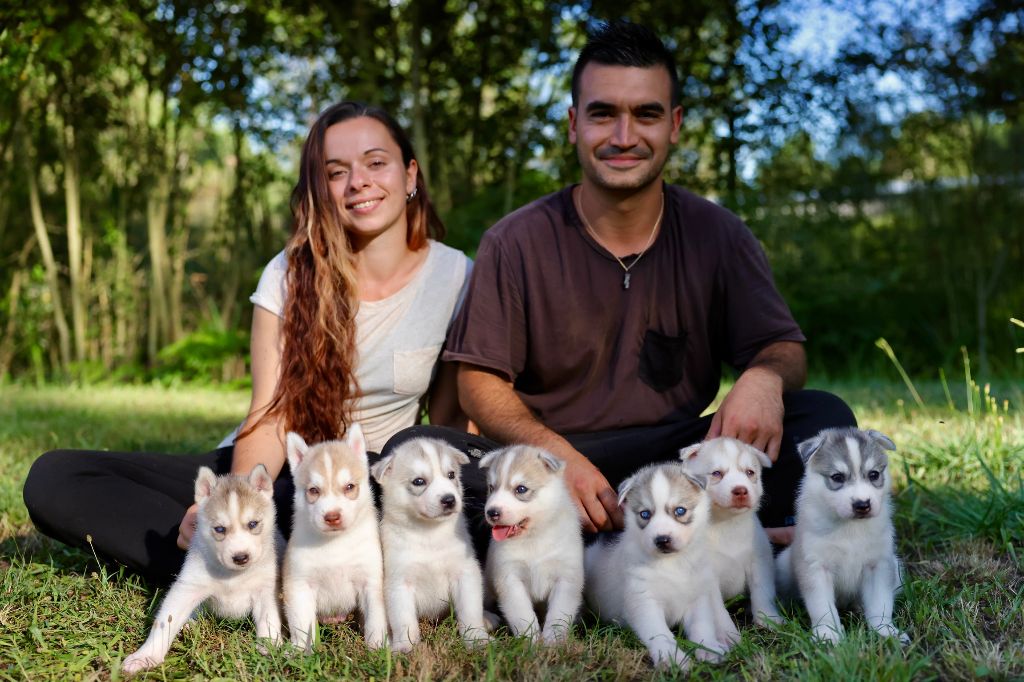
top-left (875, 622), bottom-right (910, 645)
top-left (754, 610), bottom-right (785, 627)
top-left (541, 627), bottom-right (570, 646)
top-left (716, 626), bottom-right (741, 649)
top-left (812, 624), bottom-right (843, 644)
top-left (462, 630), bottom-right (492, 650)
top-left (390, 638), bottom-right (414, 654)
top-left (482, 609), bottom-right (501, 632)
top-left (651, 645), bottom-right (691, 671)
top-left (693, 642), bottom-right (725, 664)
top-left (364, 629), bottom-right (388, 650)
top-left (122, 651), bottom-right (160, 676)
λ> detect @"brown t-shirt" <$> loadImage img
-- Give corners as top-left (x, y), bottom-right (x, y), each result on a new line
top-left (443, 183), bottom-right (805, 434)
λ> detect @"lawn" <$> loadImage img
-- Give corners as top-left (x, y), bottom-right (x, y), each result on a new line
top-left (1, 379), bottom-right (1021, 681)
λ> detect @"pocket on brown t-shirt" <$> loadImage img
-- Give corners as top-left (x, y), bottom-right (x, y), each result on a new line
top-left (638, 329), bottom-right (687, 392)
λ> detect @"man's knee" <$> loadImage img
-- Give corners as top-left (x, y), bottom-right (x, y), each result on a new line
top-left (783, 389), bottom-right (857, 440)
top-left (23, 450), bottom-right (78, 529)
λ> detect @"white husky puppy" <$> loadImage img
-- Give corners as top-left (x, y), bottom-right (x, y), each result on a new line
top-left (282, 424), bottom-right (387, 651)
top-left (122, 465), bottom-right (281, 676)
top-left (584, 462), bottom-right (737, 670)
top-left (479, 445), bottom-right (583, 644)
top-left (371, 437), bottom-right (489, 652)
top-left (679, 437), bottom-right (783, 627)
top-left (775, 427), bottom-right (908, 644)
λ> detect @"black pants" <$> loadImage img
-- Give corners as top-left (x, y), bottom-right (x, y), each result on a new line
top-left (379, 389), bottom-right (856, 558)
top-left (22, 389), bottom-right (854, 586)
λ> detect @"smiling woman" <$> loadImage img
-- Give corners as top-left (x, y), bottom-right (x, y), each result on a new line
top-left (22, 102), bottom-right (475, 585)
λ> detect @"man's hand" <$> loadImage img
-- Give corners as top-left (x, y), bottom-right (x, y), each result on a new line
top-left (562, 453), bottom-right (624, 533)
top-left (706, 366), bottom-right (785, 461)
top-left (176, 503), bottom-right (198, 550)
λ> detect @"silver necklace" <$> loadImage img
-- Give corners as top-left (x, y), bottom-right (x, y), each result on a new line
top-left (575, 187), bottom-right (664, 290)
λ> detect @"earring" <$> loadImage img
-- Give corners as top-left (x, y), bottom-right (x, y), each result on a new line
top-left (406, 187), bottom-right (418, 203)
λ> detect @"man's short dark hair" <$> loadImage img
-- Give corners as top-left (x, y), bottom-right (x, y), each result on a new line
top-left (571, 20), bottom-right (680, 108)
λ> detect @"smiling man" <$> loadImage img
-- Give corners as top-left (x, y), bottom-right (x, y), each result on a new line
top-left (385, 20), bottom-right (857, 546)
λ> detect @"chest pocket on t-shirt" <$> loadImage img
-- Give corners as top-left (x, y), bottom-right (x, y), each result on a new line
top-left (393, 345), bottom-right (443, 396)
top-left (638, 329), bottom-right (688, 393)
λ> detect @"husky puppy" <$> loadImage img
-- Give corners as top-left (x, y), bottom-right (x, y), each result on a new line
top-left (371, 437), bottom-right (489, 652)
top-left (775, 427), bottom-right (908, 644)
top-left (679, 437), bottom-right (783, 628)
top-left (282, 424), bottom-right (387, 651)
top-left (122, 465), bottom-right (281, 676)
top-left (584, 462), bottom-right (737, 670)
top-left (479, 445), bottom-right (583, 644)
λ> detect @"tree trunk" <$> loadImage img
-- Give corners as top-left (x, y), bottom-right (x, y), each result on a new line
top-left (62, 119), bottom-right (88, 365)
top-left (409, 7), bottom-right (432, 187)
top-left (0, 237), bottom-right (36, 377)
top-left (25, 140), bottom-right (72, 372)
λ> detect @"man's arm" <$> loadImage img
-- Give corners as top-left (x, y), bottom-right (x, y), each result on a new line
top-left (705, 341), bottom-right (806, 461)
top-left (457, 363), bottom-right (624, 533)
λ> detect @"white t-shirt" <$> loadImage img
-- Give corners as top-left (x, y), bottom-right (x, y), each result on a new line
top-left (221, 240), bottom-right (472, 452)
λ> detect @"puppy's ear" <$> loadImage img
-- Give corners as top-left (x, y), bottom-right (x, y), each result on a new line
top-left (345, 423), bottom-right (368, 461)
top-left (370, 454), bottom-right (395, 483)
top-left (286, 432), bottom-right (309, 473)
top-left (685, 472), bottom-right (708, 491)
top-left (537, 449), bottom-right (565, 473)
top-left (678, 442), bottom-right (702, 461)
top-left (194, 467), bottom-right (218, 504)
top-left (617, 472), bottom-right (639, 508)
top-left (797, 433), bottom-right (825, 464)
top-left (748, 445), bottom-right (773, 469)
top-left (248, 463), bottom-right (274, 498)
top-left (865, 429), bottom-right (896, 451)
top-left (478, 450), bottom-right (500, 469)
top-left (448, 447), bottom-right (471, 467)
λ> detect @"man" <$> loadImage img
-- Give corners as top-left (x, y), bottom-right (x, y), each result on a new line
top-left (385, 20), bottom-right (855, 546)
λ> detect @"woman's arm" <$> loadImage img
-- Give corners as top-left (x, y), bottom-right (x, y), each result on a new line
top-left (178, 307), bottom-right (286, 549)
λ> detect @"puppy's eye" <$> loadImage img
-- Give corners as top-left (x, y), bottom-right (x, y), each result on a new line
top-left (711, 470), bottom-right (723, 479)
top-left (213, 526), bottom-right (226, 534)
top-left (412, 477), bottom-right (426, 487)
top-left (248, 520), bottom-right (259, 530)
top-left (345, 482), bottom-right (356, 492)
top-left (745, 469), bottom-right (755, 478)
top-left (639, 510), bottom-right (651, 520)
top-left (868, 470), bottom-right (881, 482)
top-left (674, 506), bottom-right (687, 517)
top-left (515, 485), bottom-right (528, 495)
top-left (830, 473), bottom-right (846, 484)
top-left (447, 471), bottom-right (456, 480)
top-left (308, 486), bottom-right (320, 496)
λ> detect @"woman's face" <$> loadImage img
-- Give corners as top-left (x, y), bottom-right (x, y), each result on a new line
top-left (324, 116), bottom-right (418, 245)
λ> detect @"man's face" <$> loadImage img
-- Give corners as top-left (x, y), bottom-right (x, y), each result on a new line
top-left (569, 63), bottom-right (682, 193)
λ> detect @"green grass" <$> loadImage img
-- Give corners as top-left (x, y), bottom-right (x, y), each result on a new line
top-left (2, 381), bottom-right (1022, 680)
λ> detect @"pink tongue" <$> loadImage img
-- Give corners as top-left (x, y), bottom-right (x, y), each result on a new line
top-left (491, 525), bottom-right (516, 542)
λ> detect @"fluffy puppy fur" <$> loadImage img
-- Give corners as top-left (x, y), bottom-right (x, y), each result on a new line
top-left (371, 437), bottom-right (489, 652)
top-left (679, 437), bottom-right (783, 627)
top-left (122, 465), bottom-right (281, 676)
top-left (480, 445), bottom-right (583, 643)
top-left (282, 424), bottom-right (387, 651)
top-left (775, 427), bottom-right (908, 644)
top-left (584, 462), bottom-right (737, 670)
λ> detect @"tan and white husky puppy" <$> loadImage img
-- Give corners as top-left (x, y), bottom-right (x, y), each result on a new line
top-left (480, 445), bottom-right (583, 644)
top-left (776, 427), bottom-right (908, 644)
top-left (679, 437), bottom-right (783, 627)
top-left (371, 437), bottom-right (489, 652)
top-left (282, 424), bottom-right (387, 651)
top-left (122, 465), bottom-right (281, 676)
top-left (584, 462), bottom-right (736, 671)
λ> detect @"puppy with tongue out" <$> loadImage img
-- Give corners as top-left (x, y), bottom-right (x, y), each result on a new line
top-left (480, 445), bottom-right (584, 644)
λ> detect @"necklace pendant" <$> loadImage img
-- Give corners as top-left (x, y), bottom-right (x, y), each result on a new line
top-left (623, 272), bottom-right (631, 290)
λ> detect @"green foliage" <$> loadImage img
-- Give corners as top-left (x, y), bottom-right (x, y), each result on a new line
top-left (155, 322), bottom-right (250, 386)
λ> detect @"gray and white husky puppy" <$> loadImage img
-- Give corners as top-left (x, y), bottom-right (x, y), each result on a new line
top-left (680, 437), bottom-right (783, 627)
top-left (371, 437), bottom-right (489, 652)
top-left (283, 424), bottom-right (388, 651)
top-left (122, 465), bottom-right (281, 676)
top-left (480, 445), bottom-right (583, 644)
top-left (584, 462), bottom-right (737, 670)
top-left (775, 427), bottom-right (908, 644)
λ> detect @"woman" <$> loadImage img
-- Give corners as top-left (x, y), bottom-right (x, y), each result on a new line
top-left (23, 102), bottom-right (473, 585)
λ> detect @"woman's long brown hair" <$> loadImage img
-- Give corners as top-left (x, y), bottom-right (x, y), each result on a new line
top-left (242, 102), bottom-right (445, 444)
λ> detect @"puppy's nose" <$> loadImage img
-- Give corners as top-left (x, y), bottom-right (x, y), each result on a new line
top-left (852, 499), bottom-right (872, 515)
top-left (232, 552), bottom-right (250, 566)
top-left (731, 486), bottom-right (749, 498)
top-left (324, 511), bottom-right (342, 527)
top-left (654, 535), bottom-right (674, 552)
top-left (486, 506), bottom-right (502, 520)
top-left (440, 494), bottom-right (456, 509)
